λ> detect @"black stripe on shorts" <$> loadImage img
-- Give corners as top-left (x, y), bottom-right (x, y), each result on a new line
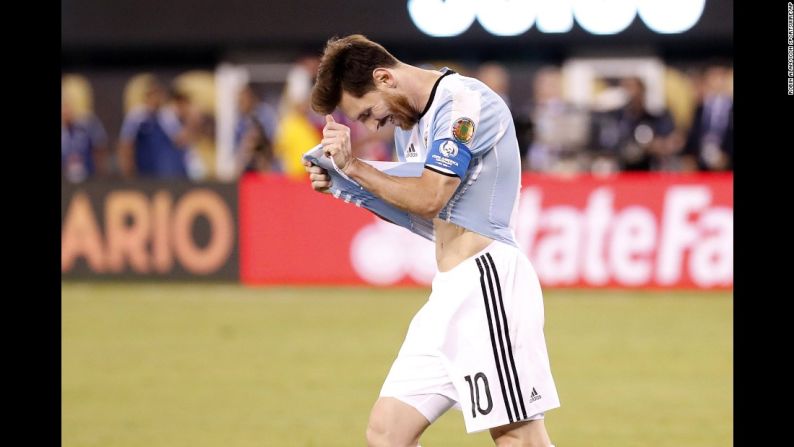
top-left (475, 257), bottom-right (513, 423)
top-left (485, 252), bottom-right (528, 420)
top-left (481, 255), bottom-right (521, 419)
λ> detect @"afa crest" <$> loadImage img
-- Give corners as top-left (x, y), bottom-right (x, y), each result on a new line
top-left (452, 117), bottom-right (475, 144)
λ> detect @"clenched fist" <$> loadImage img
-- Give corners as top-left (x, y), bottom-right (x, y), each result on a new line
top-left (302, 160), bottom-right (332, 193)
top-left (320, 115), bottom-right (355, 173)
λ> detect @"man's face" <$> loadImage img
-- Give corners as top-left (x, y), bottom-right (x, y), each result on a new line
top-left (145, 87), bottom-right (165, 110)
top-left (238, 89), bottom-right (255, 114)
top-left (704, 67), bottom-right (727, 97)
top-left (62, 99), bottom-right (75, 124)
top-left (339, 87), bottom-right (420, 132)
top-left (621, 78), bottom-right (645, 111)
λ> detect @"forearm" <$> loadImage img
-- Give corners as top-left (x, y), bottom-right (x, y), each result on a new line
top-left (235, 139), bottom-right (255, 176)
top-left (321, 115), bottom-right (457, 217)
top-left (345, 159), bottom-right (448, 219)
top-left (117, 142), bottom-right (135, 178)
top-left (94, 146), bottom-right (109, 177)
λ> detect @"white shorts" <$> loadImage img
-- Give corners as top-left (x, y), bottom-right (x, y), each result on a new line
top-left (379, 240), bottom-right (560, 434)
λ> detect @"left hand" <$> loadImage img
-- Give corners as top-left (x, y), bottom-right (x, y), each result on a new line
top-left (302, 160), bottom-right (332, 194)
top-left (321, 115), bottom-right (355, 173)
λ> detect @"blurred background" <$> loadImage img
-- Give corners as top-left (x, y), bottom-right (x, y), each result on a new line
top-left (62, 1), bottom-right (733, 446)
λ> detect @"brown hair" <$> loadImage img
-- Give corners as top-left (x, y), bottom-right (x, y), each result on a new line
top-left (311, 34), bottom-right (400, 114)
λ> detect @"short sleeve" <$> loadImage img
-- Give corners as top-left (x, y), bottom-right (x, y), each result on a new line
top-left (119, 109), bottom-right (145, 142)
top-left (423, 89), bottom-right (483, 178)
top-left (86, 115), bottom-right (108, 148)
top-left (157, 108), bottom-right (183, 141)
top-left (255, 103), bottom-right (279, 138)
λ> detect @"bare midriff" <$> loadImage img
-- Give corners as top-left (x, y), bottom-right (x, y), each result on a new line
top-left (433, 218), bottom-right (494, 272)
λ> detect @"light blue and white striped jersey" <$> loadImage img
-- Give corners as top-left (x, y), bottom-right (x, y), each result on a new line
top-left (394, 68), bottom-right (521, 247)
top-left (303, 68), bottom-right (521, 246)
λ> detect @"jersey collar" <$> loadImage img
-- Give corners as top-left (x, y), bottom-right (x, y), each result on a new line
top-left (418, 68), bottom-right (456, 120)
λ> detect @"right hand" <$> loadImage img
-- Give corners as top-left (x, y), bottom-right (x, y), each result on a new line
top-left (303, 160), bottom-right (332, 194)
top-left (321, 115), bottom-right (355, 174)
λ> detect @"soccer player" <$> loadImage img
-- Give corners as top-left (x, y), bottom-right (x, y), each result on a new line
top-left (303, 35), bottom-right (559, 447)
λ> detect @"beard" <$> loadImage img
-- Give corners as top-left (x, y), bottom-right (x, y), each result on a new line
top-left (382, 89), bottom-right (421, 130)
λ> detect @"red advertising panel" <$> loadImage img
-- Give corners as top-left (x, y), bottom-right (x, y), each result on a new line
top-left (240, 173), bottom-right (732, 289)
top-left (514, 173), bottom-right (732, 289)
top-left (239, 175), bottom-right (375, 284)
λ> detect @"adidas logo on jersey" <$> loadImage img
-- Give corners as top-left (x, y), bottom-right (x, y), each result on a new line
top-left (406, 143), bottom-right (419, 158)
top-left (529, 387), bottom-right (542, 402)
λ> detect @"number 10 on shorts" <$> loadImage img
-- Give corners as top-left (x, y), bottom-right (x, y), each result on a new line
top-left (464, 372), bottom-right (493, 417)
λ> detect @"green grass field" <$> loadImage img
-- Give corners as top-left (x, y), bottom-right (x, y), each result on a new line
top-left (62, 283), bottom-right (732, 447)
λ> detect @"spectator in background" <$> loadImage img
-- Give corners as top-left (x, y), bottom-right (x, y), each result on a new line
top-left (172, 89), bottom-right (209, 180)
top-left (650, 67), bottom-right (698, 172)
top-left (476, 62), bottom-right (534, 167)
top-left (590, 76), bottom-right (675, 172)
top-left (233, 84), bottom-right (282, 175)
top-left (172, 70), bottom-right (217, 180)
top-left (524, 66), bottom-right (590, 173)
top-left (117, 76), bottom-right (201, 178)
top-left (61, 76), bottom-right (109, 182)
top-left (682, 65), bottom-right (733, 171)
top-left (274, 57), bottom-right (324, 179)
top-left (476, 62), bottom-right (511, 107)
